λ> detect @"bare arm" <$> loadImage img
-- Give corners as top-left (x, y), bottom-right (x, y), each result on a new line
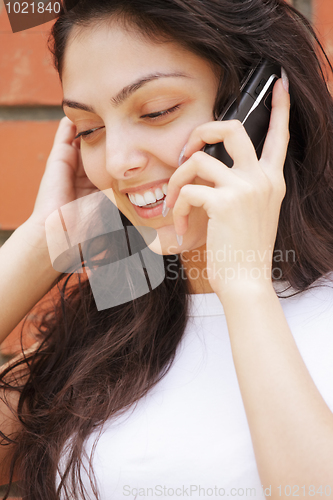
top-left (0, 117), bottom-right (99, 345)
top-left (0, 219), bottom-right (62, 345)
top-left (219, 283), bottom-right (333, 500)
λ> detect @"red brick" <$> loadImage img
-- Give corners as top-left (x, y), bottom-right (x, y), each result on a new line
top-left (0, 120), bottom-right (60, 229)
top-left (313, 0), bottom-right (333, 87)
top-left (314, 0), bottom-right (333, 56)
top-left (0, 3), bottom-right (62, 105)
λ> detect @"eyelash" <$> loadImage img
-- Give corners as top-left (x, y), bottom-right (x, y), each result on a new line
top-left (75, 127), bottom-right (104, 140)
top-left (74, 105), bottom-right (181, 140)
top-left (141, 104), bottom-right (181, 120)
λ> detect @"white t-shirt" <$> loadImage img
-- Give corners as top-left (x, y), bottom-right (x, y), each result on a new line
top-left (59, 272), bottom-right (333, 499)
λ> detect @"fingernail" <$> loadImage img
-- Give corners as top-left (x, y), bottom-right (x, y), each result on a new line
top-left (281, 67), bottom-right (289, 94)
top-left (179, 145), bottom-right (188, 167)
top-left (162, 199), bottom-right (170, 217)
top-left (176, 233), bottom-right (183, 246)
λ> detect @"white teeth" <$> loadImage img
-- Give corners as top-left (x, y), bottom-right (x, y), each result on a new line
top-left (143, 191), bottom-right (157, 205)
top-left (155, 187), bottom-right (164, 200)
top-left (128, 184), bottom-right (169, 207)
top-left (134, 193), bottom-right (146, 206)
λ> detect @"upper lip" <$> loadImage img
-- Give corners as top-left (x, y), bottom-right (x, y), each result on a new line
top-left (119, 178), bottom-right (170, 195)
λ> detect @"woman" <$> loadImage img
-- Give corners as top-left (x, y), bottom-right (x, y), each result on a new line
top-left (1, 0), bottom-right (333, 498)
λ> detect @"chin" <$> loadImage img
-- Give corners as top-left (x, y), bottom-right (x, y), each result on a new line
top-left (146, 227), bottom-right (180, 256)
top-left (146, 240), bottom-right (168, 256)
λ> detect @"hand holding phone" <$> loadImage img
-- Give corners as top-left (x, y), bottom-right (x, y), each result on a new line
top-left (204, 59), bottom-right (281, 167)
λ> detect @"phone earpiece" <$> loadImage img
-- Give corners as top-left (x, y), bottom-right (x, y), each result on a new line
top-left (204, 59), bottom-right (282, 166)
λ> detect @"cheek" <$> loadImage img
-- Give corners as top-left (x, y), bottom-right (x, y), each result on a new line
top-left (81, 145), bottom-right (112, 189)
top-left (149, 126), bottom-right (188, 167)
top-left (151, 113), bottom-right (210, 167)
top-left (160, 114), bottom-right (214, 166)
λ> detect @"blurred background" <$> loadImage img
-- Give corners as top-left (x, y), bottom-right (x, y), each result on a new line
top-left (0, 0), bottom-right (332, 360)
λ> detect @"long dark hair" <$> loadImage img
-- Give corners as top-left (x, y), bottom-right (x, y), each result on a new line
top-left (1, 1), bottom-right (333, 498)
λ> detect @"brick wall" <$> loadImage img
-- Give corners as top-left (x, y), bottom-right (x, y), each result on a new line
top-left (0, 1), bottom-right (64, 233)
top-left (313, 0), bottom-right (333, 93)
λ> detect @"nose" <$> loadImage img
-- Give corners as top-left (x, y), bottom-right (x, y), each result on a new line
top-left (105, 126), bottom-right (149, 180)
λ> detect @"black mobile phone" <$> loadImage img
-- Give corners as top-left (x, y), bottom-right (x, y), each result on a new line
top-left (204, 59), bottom-right (281, 167)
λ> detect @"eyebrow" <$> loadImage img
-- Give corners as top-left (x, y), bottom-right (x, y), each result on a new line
top-left (62, 72), bottom-right (191, 112)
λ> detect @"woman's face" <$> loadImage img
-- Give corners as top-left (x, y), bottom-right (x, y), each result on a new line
top-left (62, 21), bottom-right (220, 255)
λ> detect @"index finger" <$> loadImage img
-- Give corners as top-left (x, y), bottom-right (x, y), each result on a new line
top-left (260, 78), bottom-right (291, 169)
top-left (53, 116), bottom-right (77, 146)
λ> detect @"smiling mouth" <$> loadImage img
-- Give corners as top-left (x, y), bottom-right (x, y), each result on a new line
top-left (125, 182), bottom-right (169, 209)
top-left (126, 193), bottom-right (166, 208)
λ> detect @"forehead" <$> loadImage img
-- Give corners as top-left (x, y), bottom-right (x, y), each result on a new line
top-left (62, 21), bottom-right (216, 94)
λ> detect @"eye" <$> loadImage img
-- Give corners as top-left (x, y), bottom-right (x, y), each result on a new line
top-left (75, 126), bottom-right (105, 141)
top-left (141, 105), bottom-right (181, 121)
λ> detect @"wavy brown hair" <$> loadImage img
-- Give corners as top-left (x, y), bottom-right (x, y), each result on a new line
top-left (1, 0), bottom-right (333, 498)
